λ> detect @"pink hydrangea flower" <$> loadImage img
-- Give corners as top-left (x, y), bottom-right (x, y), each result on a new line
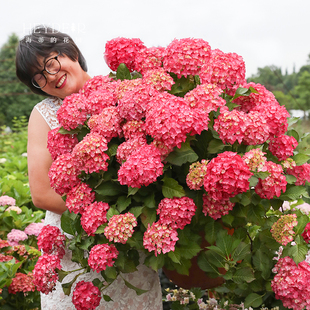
top-left (104, 213), bottom-right (137, 244)
top-left (269, 134), bottom-right (298, 161)
top-left (302, 223), bottom-right (310, 243)
top-left (116, 137), bottom-right (147, 164)
top-left (122, 120), bottom-right (146, 140)
top-left (287, 163), bottom-right (310, 186)
top-left (115, 78), bottom-right (143, 101)
top-left (163, 38), bottom-right (211, 78)
top-left (37, 225), bottom-right (66, 258)
top-left (242, 149), bottom-right (267, 171)
top-left (7, 229), bottom-right (28, 246)
top-left (0, 195), bottom-right (16, 206)
top-left (156, 197), bottom-right (197, 230)
top-left (48, 153), bottom-right (80, 196)
top-left (80, 201), bottom-right (110, 236)
top-left (143, 221), bottom-right (179, 256)
top-left (5, 205), bottom-right (22, 214)
top-left (72, 132), bottom-right (110, 174)
top-left (255, 161), bottom-right (287, 199)
top-left (200, 49), bottom-right (246, 94)
top-left (79, 75), bottom-right (113, 98)
top-left (118, 144), bottom-right (164, 188)
top-left (33, 254), bottom-right (62, 295)
top-left (65, 182), bottom-right (95, 214)
top-left (202, 194), bottom-right (235, 220)
top-left (271, 214), bottom-right (298, 246)
top-left (186, 159), bottom-right (209, 190)
top-left (24, 222), bottom-right (44, 237)
top-left (0, 253), bottom-right (16, 263)
top-left (104, 37), bottom-right (146, 72)
top-left (204, 151), bottom-right (253, 201)
top-left (184, 83), bottom-right (226, 114)
top-left (84, 89), bottom-right (116, 116)
top-left (134, 46), bottom-right (165, 73)
top-left (57, 93), bottom-right (88, 130)
top-left (281, 158), bottom-right (296, 171)
top-left (72, 281), bottom-right (101, 310)
top-left (88, 244), bottom-right (119, 272)
top-left (213, 107), bottom-right (247, 145)
top-left (47, 126), bottom-right (79, 160)
top-left (271, 256), bottom-right (310, 310)
top-left (8, 272), bottom-right (35, 294)
top-left (142, 68), bottom-right (174, 91)
top-left (88, 106), bottom-right (122, 142)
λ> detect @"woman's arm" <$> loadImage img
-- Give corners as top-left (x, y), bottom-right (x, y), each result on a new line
top-left (27, 108), bottom-right (67, 215)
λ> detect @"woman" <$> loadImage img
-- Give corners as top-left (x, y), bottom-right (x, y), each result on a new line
top-left (16, 26), bottom-right (162, 310)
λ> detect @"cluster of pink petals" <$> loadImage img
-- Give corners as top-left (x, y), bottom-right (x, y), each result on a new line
top-left (88, 243), bottom-right (119, 272)
top-left (200, 49), bottom-right (246, 94)
top-left (81, 201), bottom-right (110, 236)
top-left (186, 159), bottom-right (209, 190)
top-left (7, 229), bottom-right (28, 246)
top-left (116, 79), bottom-right (143, 100)
top-left (202, 194), bottom-right (235, 220)
top-left (143, 222), bottom-right (179, 256)
top-left (57, 93), bottom-right (88, 130)
top-left (0, 195), bottom-right (16, 206)
top-left (84, 89), bottom-right (116, 116)
top-left (0, 253), bottom-right (16, 262)
top-left (281, 158), bottom-right (296, 171)
top-left (233, 82), bottom-right (277, 113)
top-left (48, 153), bottom-right (80, 196)
top-left (33, 254), bottom-right (62, 295)
top-left (47, 126), bottom-right (78, 160)
top-left (242, 149), bottom-right (267, 172)
top-left (204, 151), bottom-right (253, 201)
top-left (72, 281), bottom-right (101, 310)
top-left (184, 83), bottom-right (226, 113)
top-left (8, 272), bottom-right (35, 294)
top-left (302, 223), bottom-right (310, 243)
top-left (88, 107), bottom-right (122, 142)
top-left (163, 38), bottom-right (211, 78)
top-left (104, 37), bottom-right (146, 72)
top-left (142, 68), bottom-right (174, 92)
top-left (271, 256), bottom-right (310, 310)
top-left (286, 163), bottom-right (310, 186)
top-left (79, 75), bottom-right (113, 98)
top-left (72, 132), bottom-right (109, 174)
top-left (156, 197), bottom-right (197, 230)
top-left (269, 134), bottom-right (298, 161)
top-left (66, 182), bottom-right (95, 214)
top-left (24, 222), bottom-right (44, 237)
top-left (122, 120), bottom-right (146, 140)
top-left (117, 84), bottom-right (156, 121)
top-left (116, 137), bottom-right (147, 164)
top-left (255, 161), bottom-right (287, 199)
top-left (37, 225), bottom-right (66, 258)
top-left (118, 144), bottom-right (164, 188)
top-left (104, 213), bottom-right (137, 244)
top-left (271, 214), bottom-right (298, 246)
top-left (5, 205), bottom-right (22, 214)
top-left (134, 46), bottom-right (165, 73)
top-left (145, 92), bottom-right (208, 150)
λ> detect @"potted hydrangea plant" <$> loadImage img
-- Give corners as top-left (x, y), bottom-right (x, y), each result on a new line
top-left (33, 37), bottom-right (310, 310)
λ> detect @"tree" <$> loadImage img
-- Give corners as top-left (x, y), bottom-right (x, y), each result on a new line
top-left (0, 34), bottom-right (44, 127)
top-left (293, 71), bottom-right (310, 119)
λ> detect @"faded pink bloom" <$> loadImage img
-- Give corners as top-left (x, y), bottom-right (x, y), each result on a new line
top-left (186, 159), bottom-right (209, 190)
top-left (202, 194), bottom-right (235, 220)
top-left (242, 149), bottom-right (267, 172)
top-left (0, 195), bottom-right (16, 206)
top-left (271, 214), bottom-right (298, 246)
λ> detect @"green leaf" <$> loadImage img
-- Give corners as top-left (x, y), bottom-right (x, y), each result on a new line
top-left (232, 242), bottom-right (251, 262)
top-left (61, 210), bottom-right (78, 236)
top-left (232, 87), bottom-right (256, 100)
top-left (244, 293), bottom-right (263, 308)
top-left (105, 266), bottom-right (118, 280)
top-left (285, 174), bottom-right (297, 184)
top-left (144, 254), bottom-right (165, 271)
top-left (232, 267), bottom-right (255, 284)
top-left (207, 139), bottom-right (226, 154)
top-left (247, 204), bottom-right (265, 225)
top-left (103, 294), bottom-right (113, 302)
top-left (126, 231), bottom-right (144, 250)
top-left (162, 177), bottom-right (185, 198)
top-left (116, 196), bottom-right (131, 213)
top-left (292, 153), bottom-right (310, 165)
top-left (116, 63), bottom-right (131, 80)
top-left (165, 143), bottom-right (198, 166)
top-left (252, 249), bottom-right (271, 280)
top-left (143, 192), bottom-right (156, 208)
top-left (128, 206), bottom-right (144, 219)
top-left (107, 143), bottom-right (118, 157)
top-left (56, 269), bottom-right (70, 282)
top-left (122, 277), bottom-right (149, 295)
top-left (254, 171), bottom-right (270, 180)
top-left (289, 243), bottom-right (308, 264)
top-left (106, 208), bottom-right (120, 221)
top-left (249, 176), bottom-right (259, 187)
top-left (58, 126), bottom-right (81, 135)
top-left (128, 187), bottom-right (139, 196)
top-left (168, 249), bottom-right (181, 264)
top-left (95, 181), bottom-right (126, 197)
top-left (197, 252), bottom-right (222, 276)
top-left (286, 129), bottom-right (299, 141)
top-left (141, 207), bottom-right (157, 229)
top-left (204, 219), bottom-right (224, 245)
top-left (178, 242), bottom-right (201, 260)
top-left (280, 185), bottom-right (310, 200)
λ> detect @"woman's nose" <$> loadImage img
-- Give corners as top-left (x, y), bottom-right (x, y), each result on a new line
top-left (45, 72), bottom-right (58, 83)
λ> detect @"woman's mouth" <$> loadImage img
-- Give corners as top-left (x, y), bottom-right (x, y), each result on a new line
top-left (56, 74), bottom-right (67, 89)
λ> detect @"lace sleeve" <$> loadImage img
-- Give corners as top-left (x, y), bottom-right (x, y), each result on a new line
top-left (34, 97), bottom-right (62, 130)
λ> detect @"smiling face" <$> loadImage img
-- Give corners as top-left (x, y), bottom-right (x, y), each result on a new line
top-left (38, 52), bottom-right (91, 99)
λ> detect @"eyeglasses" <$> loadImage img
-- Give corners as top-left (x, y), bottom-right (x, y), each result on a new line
top-left (31, 52), bottom-right (61, 88)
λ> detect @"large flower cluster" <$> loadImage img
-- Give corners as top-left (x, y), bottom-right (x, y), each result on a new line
top-left (0, 195), bottom-right (16, 206)
top-left (7, 229), bottom-right (28, 246)
top-left (269, 134), bottom-right (298, 161)
top-left (287, 163), bottom-right (310, 186)
top-left (72, 281), bottom-right (101, 310)
top-left (271, 256), bottom-right (310, 310)
top-left (186, 159), bottom-right (209, 190)
top-left (271, 214), bottom-right (298, 246)
top-left (88, 244), bottom-right (119, 272)
top-left (202, 194), bottom-right (235, 220)
top-left (134, 46), bottom-right (165, 73)
top-left (8, 272), bottom-right (35, 294)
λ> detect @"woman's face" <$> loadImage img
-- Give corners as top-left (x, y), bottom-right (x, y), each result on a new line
top-left (38, 52), bottom-right (90, 99)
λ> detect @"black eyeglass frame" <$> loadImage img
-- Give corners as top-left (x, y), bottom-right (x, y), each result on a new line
top-left (31, 52), bottom-right (61, 89)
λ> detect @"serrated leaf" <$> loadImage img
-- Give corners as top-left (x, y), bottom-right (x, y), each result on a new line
top-left (286, 129), bottom-right (299, 141)
top-left (232, 267), bottom-right (255, 284)
top-left (162, 177), bottom-right (185, 198)
top-left (128, 206), bottom-right (144, 219)
top-left (252, 249), bottom-right (271, 280)
top-left (106, 208), bottom-right (120, 221)
top-left (292, 153), bottom-right (310, 165)
top-left (232, 242), bottom-right (251, 262)
top-left (116, 196), bottom-right (131, 213)
top-left (61, 210), bottom-right (78, 236)
top-left (178, 242), bottom-right (202, 260)
top-left (141, 207), bottom-right (157, 229)
top-left (232, 87), bottom-right (252, 100)
top-left (95, 181), bottom-right (126, 197)
top-left (249, 176), bottom-right (259, 187)
top-left (207, 139), bottom-right (226, 154)
top-left (289, 243), bottom-right (308, 264)
top-left (168, 250), bottom-right (181, 264)
top-left (204, 218), bottom-right (223, 245)
top-left (128, 187), bottom-right (139, 196)
top-left (244, 293), bottom-right (263, 308)
top-left (116, 63), bottom-right (131, 80)
top-left (285, 174), bottom-right (297, 184)
top-left (144, 254), bottom-right (165, 271)
top-left (247, 204), bottom-right (265, 225)
top-left (105, 266), bottom-right (118, 279)
top-left (165, 143), bottom-right (198, 166)
top-left (254, 171), bottom-right (270, 180)
top-left (197, 252), bottom-right (222, 275)
top-left (280, 185), bottom-right (310, 200)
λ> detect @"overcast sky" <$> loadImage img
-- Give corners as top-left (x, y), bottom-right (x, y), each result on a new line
top-left (1, 0), bottom-right (309, 78)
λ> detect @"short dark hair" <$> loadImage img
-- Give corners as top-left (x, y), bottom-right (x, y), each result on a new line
top-left (16, 25), bottom-right (87, 96)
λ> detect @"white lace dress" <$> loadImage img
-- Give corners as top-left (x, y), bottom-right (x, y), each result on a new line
top-left (35, 97), bottom-right (163, 310)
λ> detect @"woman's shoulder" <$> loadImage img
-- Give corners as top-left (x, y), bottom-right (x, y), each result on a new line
top-left (34, 97), bottom-right (62, 130)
